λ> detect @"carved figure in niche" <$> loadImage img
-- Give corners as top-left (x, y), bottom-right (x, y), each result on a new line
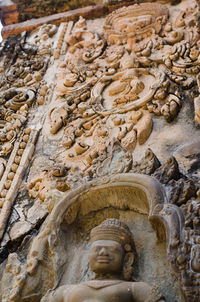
top-left (43, 219), bottom-right (165, 302)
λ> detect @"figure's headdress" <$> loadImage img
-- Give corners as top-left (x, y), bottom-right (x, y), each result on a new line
top-left (90, 219), bottom-right (136, 280)
top-left (90, 219), bottom-right (134, 250)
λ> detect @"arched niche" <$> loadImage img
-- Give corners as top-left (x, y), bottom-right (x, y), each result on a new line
top-left (26, 173), bottom-right (184, 302)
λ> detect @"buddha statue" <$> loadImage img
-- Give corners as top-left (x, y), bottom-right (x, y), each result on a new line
top-left (42, 219), bottom-right (166, 302)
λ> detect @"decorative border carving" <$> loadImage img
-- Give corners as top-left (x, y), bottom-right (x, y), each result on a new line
top-left (0, 129), bottom-right (39, 239)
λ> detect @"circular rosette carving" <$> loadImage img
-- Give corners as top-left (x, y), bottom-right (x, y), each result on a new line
top-left (1, 87), bottom-right (36, 111)
top-left (91, 66), bottom-right (165, 116)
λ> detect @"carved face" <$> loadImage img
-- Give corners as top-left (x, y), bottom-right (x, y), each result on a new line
top-left (89, 240), bottom-right (124, 275)
top-left (115, 15), bottom-right (152, 33)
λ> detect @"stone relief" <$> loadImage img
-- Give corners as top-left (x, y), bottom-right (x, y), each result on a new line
top-left (24, 1), bottom-right (200, 211)
top-left (0, 25), bottom-right (58, 239)
top-left (0, 1), bottom-right (200, 302)
top-left (131, 150), bottom-right (200, 301)
top-left (42, 219), bottom-right (166, 302)
top-left (44, 1), bottom-right (200, 177)
top-left (4, 147), bottom-right (196, 302)
top-left (0, 163), bottom-right (199, 301)
top-left (27, 140), bottom-right (132, 203)
top-left (1, 173), bottom-right (169, 302)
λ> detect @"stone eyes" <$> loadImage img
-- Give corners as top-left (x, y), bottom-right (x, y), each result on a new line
top-left (94, 246), bottom-right (120, 253)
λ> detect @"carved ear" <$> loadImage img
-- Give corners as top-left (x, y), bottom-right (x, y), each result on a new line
top-left (124, 252), bottom-right (134, 266)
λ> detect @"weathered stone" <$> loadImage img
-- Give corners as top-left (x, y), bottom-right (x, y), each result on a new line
top-left (26, 200), bottom-right (48, 225)
top-left (131, 148), bottom-right (161, 175)
top-left (9, 221), bottom-right (32, 241)
top-left (0, 1), bottom-right (199, 302)
top-left (153, 156), bottom-right (180, 184)
top-left (1, 5), bottom-right (108, 39)
top-left (0, 0), bottom-right (18, 26)
top-left (0, 0), bottom-right (179, 26)
top-left (174, 139), bottom-right (200, 174)
top-left (42, 219), bottom-right (166, 302)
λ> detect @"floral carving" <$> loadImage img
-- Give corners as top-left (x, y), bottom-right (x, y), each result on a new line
top-left (45, 1), bottom-right (200, 177)
top-left (0, 2), bottom-right (200, 302)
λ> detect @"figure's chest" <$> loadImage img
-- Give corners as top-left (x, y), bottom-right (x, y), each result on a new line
top-left (66, 284), bottom-right (133, 302)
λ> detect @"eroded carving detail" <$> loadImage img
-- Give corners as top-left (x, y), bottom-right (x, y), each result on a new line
top-left (1, 173), bottom-right (170, 302)
top-left (44, 1), bottom-right (200, 179)
top-left (130, 149), bottom-right (200, 301)
top-left (0, 129), bottom-right (39, 239)
top-left (0, 26), bottom-right (57, 239)
top-left (0, 2), bottom-right (200, 302)
top-left (42, 219), bottom-right (166, 302)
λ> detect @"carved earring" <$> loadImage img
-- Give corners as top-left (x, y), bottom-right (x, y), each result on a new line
top-left (123, 251), bottom-right (134, 281)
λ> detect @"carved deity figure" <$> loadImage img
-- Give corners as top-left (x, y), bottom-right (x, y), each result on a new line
top-left (42, 219), bottom-right (165, 302)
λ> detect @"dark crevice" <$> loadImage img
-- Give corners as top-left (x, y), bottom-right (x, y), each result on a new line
top-left (0, 213), bottom-right (47, 264)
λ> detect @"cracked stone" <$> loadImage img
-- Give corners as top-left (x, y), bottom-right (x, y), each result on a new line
top-left (9, 221), bottom-right (32, 241)
top-left (26, 200), bottom-right (48, 225)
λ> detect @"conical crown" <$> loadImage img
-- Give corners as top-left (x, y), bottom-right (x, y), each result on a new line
top-left (90, 219), bottom-right (133, 247)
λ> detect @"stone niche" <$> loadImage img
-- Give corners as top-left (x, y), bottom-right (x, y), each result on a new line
top-left (21, 174), bottom-right (185, 302)
top-left (60, 201), bottom-right (182, 302)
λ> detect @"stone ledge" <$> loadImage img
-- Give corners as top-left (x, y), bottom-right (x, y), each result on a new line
top-left (1, 2), bottom-right (135, 39)
top-left (0, 0), bottom-right (137, 26)
top-left (0, 0), bottom-right (179, 27)
top-left (0, 0), bottom-right (18, 26)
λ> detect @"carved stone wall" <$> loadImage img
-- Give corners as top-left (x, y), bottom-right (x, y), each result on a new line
top-left (0, 0), bottom-right (179, 25)
top-left (0, 1), bottom-right (200, 302)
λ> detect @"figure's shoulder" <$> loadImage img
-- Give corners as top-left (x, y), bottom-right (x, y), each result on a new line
top-left (131, 281), bottom-right (151, 296)
top-left (41, 284), bottom-right (76, 302)
top-left (131, 282), bottom-right (165, 302)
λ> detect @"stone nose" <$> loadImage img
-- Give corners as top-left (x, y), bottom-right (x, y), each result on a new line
top-left (99, 247), bottom-right (108, 256)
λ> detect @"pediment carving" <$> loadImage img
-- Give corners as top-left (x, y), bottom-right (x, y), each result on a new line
top-left (0, 2), bottom-right (200, 302)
